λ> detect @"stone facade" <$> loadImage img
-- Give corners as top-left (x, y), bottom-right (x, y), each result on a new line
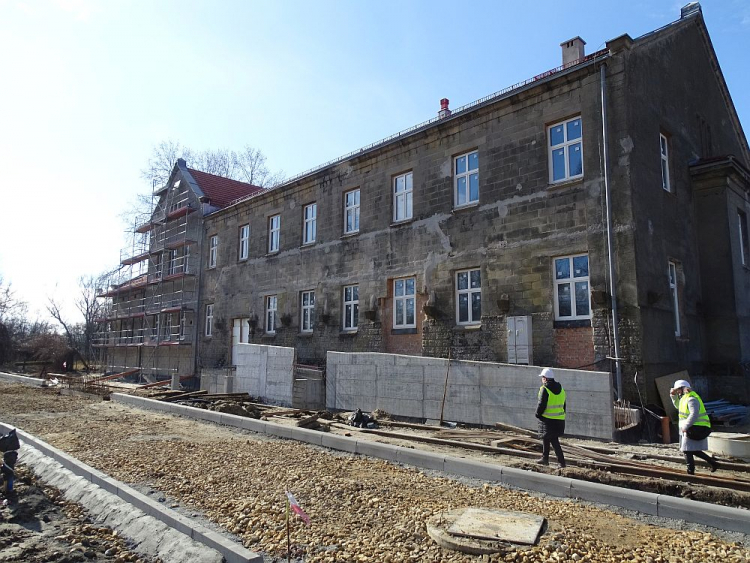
top-left (196, 9), bottom-right (749, 404)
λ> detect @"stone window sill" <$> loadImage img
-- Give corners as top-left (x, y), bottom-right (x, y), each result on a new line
top-left (453, 324), bottom-right (481, 332)
top-left (339, 330), bottom-right (358, 337)
top-left (452, 202), bottom-right (479, 214)
top-left (547, 178), bottom-right (584, 191)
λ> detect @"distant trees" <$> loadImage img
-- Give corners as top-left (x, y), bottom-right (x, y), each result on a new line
top-left (141, 140), bottom-right (285, 190)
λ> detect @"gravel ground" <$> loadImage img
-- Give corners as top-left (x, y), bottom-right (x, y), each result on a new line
top-left (1, 382), bottom-right (749, 563)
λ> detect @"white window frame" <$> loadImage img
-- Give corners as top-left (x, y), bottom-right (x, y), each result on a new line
top-left (268, 215), bottom-right (280, 253)
top-left (265, 295), bottom-right (277, 334)
top-left (239, 224), bottom-right (250, 260)
top-left (393, 277), bottom-right (416, 329)
top-left (167, 249), bottom-right (177, 276)
top-left (660, 133), bottom-right (671, 192)
top-left (300, 290), bottom-right (315, 333)
top-left (344, 189), bottom-right (360, 234)
top-left (548, 116), bottom-right (584, 184)
top-left (343, 284), bottom-right (359, 331)
top-left (205, 304), bottom-right (214, 337)
top-left (739, 210), bottom-right (749, 267)
top-left (669, 261), bottom-right (681, 337)
top-left (455, 268), bottom-right (481, 325)
top-left (303, 203), bottom-right (317, 245)
top-left (208, 235), bottom-right (218, 268)
top-left (179, 311), bottom-right (187, 341)
top-left (454, 151), bottom-right (479, 208)
top-left (553, 254), bottom-right (591, 321)
top-left (393, 172), bottom-right (413, 222)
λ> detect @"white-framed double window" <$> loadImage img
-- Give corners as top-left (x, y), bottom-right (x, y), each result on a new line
top-left (739, 210), bottom-right (749, 267)
top-left (549, 116), bottom-right (583, 183)
top-left (205, 304), bottom-right (214, 337)
top-left (454, 151), bottom-right (479, 208)
top-left (167, 249), bottom-right (177, 275)
top-left (179, 311), bottom-right (187, 341)
top-left (456, 268), bottom-right (481, 325)
top-left (553, 254), bottom-right (590, 321)
top-left (668, 261), bottom-right (681, 337)
top-left (660, 133), bottom-right (671, 192)
top-left (393, 172), bottom-right (413, 222)
top-left (344, 189), bottom-right (360, 234)
top-left (208, 235), bottom-right (218, 268)
top-left (393, 277), bottom-right (416, 328)
top-left (343, 284), bottom-right (359, 330)
top-left (268, 215), bottom-right (280, 253)
top-left (265, 295), bottom-right (277, 334)
top-left (301, 290), bottom-right (315, 333)
top-left (303, 203), bottom-right (317, 245)
top-left (239, 224), bottom-right (250, 260)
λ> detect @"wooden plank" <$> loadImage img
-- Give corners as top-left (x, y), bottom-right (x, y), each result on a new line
top-left (296, 414), bottom-right (321, 428)
top-left (89, 369), bottom-right (140, 383)
top-left (161, 390), bottom-right (208, 402)
top-left (494, 421), bottom-right (537, 438)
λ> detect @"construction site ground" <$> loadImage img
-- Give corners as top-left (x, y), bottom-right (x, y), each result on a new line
top-left (1, 380), bottom-right (749, 563)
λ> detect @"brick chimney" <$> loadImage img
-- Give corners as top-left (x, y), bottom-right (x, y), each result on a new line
top-left (438, 98), bottom-right (451, 119)
top-left (560, 37), bottom-right (586, 68)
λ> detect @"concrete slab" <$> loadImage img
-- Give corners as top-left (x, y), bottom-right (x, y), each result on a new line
top-left (355, 440), bottom-right (401, 461)
top-left (396, 449), bottom-right (445, 471)
top-left (571, 480), bottom-right (658, 515)
top-left (501, 467), bottom-right (572, 498)
top-left (443, 457), bottom-right (504, 483)
top-left (656, 495), bottom-right (750, 534)
top-left (321, 433), bottom-right (358, 453)
top-left (447, 507), bottom-right (544, 545)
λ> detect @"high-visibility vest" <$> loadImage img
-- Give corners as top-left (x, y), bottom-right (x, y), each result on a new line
top-left (539, 386), bottom-right (566, 420)
top-left (679, 391), bottom-right (711, 428)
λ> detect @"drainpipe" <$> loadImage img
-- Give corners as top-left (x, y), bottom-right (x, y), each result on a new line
top-left (600, 62), bottom-right (623, 398)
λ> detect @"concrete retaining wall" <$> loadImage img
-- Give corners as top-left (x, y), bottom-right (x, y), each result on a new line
top-left (201, 343), bottom-right (295, 405)
top-left (326, 352), bottom-right (614, 440)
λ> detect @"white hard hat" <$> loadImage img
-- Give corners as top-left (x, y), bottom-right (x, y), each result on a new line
top-left (672, 379), bottom-right (691, 391)
top-left (540, 367), bottom-right (555, 379)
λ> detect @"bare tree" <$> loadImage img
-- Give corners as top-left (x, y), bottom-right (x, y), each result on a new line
top-left (140, 140), bottom-right (285, 189)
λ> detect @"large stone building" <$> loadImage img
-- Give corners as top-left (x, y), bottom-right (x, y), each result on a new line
top-left (195, 4), bottom-right (749, 404)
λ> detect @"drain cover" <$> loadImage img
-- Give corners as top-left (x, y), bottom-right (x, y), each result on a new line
top-left (427, 507), bottom-right (545, 555)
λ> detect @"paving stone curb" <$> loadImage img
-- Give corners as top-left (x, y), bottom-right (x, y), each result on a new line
top-left (0, 421), bottom-right (263, 563)
top-left (109, 392), bottom-right (750, 534)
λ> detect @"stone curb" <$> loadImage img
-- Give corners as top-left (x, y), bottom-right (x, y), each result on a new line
top-left (0, 421), bottom-right (262, 563)
top-left (0, 372), bottom-right (46, 386)
top-left (109, 392), bottom-right (750, 535)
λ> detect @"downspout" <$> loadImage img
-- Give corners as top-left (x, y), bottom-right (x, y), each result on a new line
top-left (600, 62), bottom-right (623, 398)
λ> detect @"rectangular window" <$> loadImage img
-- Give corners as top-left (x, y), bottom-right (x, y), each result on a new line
top-left (343, 284), bottom-right (359, 330)
top-left (268, 215), bottom-right (280, 253)
top-left (265, 295), bottom-right (277, 334)
top-left (549, 117), bottom-right (583, 183)
top-left (553, 254), bottom-right (591, 321)
top-left (660, 133), bottom-right (671, 192)
top-left (179, 311), bottom-right (187, 341)
top-left (393, 172), bottom-right (413, 222)
top-left (454, 151), bottom-right (479, 207)
top-left (303, 203), bottom-right (317, 245)
top-left (205, 304), bottom-right (214, 337)
top-left (239, 224), bottom-right (250, 260)
top-left (155, 253), bottom-right (163, 279)
top-left (456, 268), bottom-right (481, 325)
top-left (393, 277), bottom-right (416, 328)
top-left (301, 290), bottom-right (315, 333)
top-left (344, 189), bottom-right (360, 234)
top-left (208, 235), bottom-right (218, 268)
top-left (739, 210), bottom-right (749, 267)
top-left (167, 249), bottom-right (177, 275)
top-left (668, 261), bottom-right (680, 337)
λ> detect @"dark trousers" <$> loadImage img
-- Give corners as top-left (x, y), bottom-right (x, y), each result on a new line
top-left (542, 434), bottom-right (565, 465)
top-left (684, 450), bottom-right (715, 473)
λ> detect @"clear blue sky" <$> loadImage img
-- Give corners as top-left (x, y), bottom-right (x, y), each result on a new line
top-left (1, 0), bottom-right (748, 321)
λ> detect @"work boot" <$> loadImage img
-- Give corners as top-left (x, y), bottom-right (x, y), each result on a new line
top-left (558, 461), bottom-right (566, 469)
top-left (686, 462), bottom-right (695, 475)
top-left (535, 458), bottom-right (549, 466)
top-left (709, 457), bottom-right (719, 473)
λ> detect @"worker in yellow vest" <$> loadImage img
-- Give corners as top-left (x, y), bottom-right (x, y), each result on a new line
top-left (535, 367), bottom-right (566, 468)
top-left (669, 379), bottom-right (719, 475)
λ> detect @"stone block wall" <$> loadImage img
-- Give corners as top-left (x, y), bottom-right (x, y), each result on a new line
top-left (327, 351), bottom-right (614, 440)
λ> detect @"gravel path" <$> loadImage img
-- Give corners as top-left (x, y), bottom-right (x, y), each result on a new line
top-left (1, 382), bottom-right (749, 562)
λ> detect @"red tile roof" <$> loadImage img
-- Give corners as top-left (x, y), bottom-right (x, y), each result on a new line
top-left (187, 168), bottom-right (264, 209)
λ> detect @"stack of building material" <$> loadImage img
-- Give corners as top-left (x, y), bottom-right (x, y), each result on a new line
top-left (704, 400), bottom-right (750, 427)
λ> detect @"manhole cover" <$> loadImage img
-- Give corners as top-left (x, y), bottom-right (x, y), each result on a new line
top-left (427, 507), bottom-right (545, 555)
